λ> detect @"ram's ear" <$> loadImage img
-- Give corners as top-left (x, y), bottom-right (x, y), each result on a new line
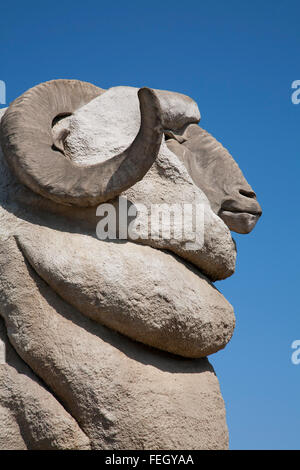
top-left (0, 80), bottom-right (163, 207)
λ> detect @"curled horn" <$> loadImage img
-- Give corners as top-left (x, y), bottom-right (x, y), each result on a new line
top-left (0, 80), bottom-right (163, 207)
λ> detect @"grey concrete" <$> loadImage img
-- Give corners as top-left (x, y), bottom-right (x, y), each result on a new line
top-left (0, 80), bottom-right (262, 449)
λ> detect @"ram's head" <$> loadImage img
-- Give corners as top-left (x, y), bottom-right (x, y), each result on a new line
top-left (0, 80), bottom-right (262, 360)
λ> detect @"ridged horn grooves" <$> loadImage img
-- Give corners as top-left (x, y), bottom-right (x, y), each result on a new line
top-left (0, 80), bottom-right (163, 207)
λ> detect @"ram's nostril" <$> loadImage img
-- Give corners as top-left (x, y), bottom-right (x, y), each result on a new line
top-left (239, 189), bottom-right (257, 199)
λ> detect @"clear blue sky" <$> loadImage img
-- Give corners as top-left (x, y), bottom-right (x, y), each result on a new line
top-left (1, 0), bottom-right (299, 450)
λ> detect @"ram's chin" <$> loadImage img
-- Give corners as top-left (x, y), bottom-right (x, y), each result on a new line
top-left (219, 210), bottom-right (261, 234)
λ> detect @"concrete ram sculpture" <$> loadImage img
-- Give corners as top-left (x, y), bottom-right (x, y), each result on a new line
top-left (0, 80), bottom-right (261, 450)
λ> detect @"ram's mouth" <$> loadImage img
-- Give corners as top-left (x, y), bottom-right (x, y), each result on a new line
top-left (219, 209), bottom-right (262, 234)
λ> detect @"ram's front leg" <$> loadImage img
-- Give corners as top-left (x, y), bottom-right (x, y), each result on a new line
top-left (0, 317), bottom-right (90, 450)
top-left (0, 236), bottom-right (127, 449)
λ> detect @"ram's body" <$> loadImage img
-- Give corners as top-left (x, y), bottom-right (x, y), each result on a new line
top-left (0, 81), bottom-right (261, 449)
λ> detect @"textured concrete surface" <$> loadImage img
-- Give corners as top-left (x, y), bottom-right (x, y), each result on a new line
top-left (16, 226), bottom-right (235, 358)
top-left (0, 239), bottom-right (228, 449)
top-left (56, 85), bottom-right (237, 281)
top-left (0, 80), bottom-right (261, 449)
top-left (0, 318), bottom-right (90, 450)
